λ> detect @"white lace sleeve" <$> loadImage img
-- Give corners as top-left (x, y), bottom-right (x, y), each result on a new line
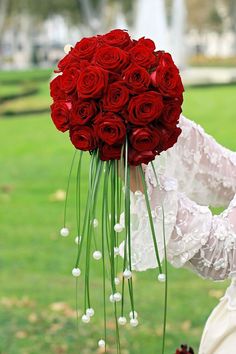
top-left (165, 115), bottom-right (236, 207)
top-left (122, 164), bottom-right (236, 280)
top-left (184, 195), bottom-right (236, 281)
top-left (119, 168), bottom-right (178, 272)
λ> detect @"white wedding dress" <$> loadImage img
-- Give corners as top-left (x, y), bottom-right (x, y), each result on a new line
top-left (124, 115), bottom-right (236, 353)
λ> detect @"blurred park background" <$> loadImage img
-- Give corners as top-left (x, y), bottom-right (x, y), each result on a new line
top-left (0, 0), bottom-right (236, 353)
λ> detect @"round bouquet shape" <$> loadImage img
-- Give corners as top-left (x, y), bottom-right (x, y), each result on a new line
top-left (50, 29), bottom-right (184, 353)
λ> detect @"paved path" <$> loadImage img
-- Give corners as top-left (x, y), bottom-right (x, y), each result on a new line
top-left (181, 67), bottom-right (236, 86)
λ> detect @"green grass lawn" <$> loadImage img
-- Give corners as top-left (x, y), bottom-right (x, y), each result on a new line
top-left (0, 69), bottom-right (236, 354)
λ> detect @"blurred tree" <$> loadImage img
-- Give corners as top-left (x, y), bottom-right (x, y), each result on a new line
top-left (224, 0), bottom-right (236, 32)
top-left (0, 0), bottom-right (9, 46)
top-left (186, 0), bottom-right (223, 33)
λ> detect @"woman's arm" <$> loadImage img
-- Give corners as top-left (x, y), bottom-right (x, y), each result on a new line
top-left (122, 163), bottom-right (236, 281)
top-left (165, 115), bottom-right (236, 207)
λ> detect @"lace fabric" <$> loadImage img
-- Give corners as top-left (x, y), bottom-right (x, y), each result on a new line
top-left (124, 115), bottom-right (236, 282)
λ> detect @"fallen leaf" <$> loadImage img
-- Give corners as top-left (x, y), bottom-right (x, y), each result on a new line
top-left (15, 331), bottom-right (28, 339)
top-left (49, 190), bottom-right (66, 202)
top-left (28, 312), bottom-right (38, 323)
top-left (181, 320), bottom-right (191, 331)
top-left (208, 289), bottom-right (224, 299)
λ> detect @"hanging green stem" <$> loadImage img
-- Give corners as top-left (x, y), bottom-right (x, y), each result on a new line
top-left (63, 149), bottom-right (77, 227)
top-left (150, 162), bottom-right (168, 354)
top-left (75, 151), bottom-right (83, 238)
top-left (123, 138), bottom-right (135, 314)
top-left (139, 166), bottom-right (163, 272)
top-left (110, 160), bottom-right (121, 354)
top-left (102, 161), bottom-right (110, 353)
top-left (85, 154), bottom-right (103, 309)
top-left (75, 152), bottom-right (96, 266)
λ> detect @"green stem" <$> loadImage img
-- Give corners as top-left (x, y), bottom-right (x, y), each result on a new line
top-left (102, 162), bottom-right (110, 353)
top-left (76, 151), bottom-right (83, 238)
top-left (63, 149), bottom-right (77, 227)
top-left (139, 166), bottom-right (163, 272)
top-left (85, 155), bottom-right (103, 309)
top-left (124, 138), bottom-right (135, 314)
top-left (150, 162), bottom-right (168, 354)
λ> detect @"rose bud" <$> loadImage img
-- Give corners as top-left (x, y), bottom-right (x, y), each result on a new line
top-left (99, 29), bottom-right (133, 50)
top-left (99, 143), bottom-right (122, 161)
top-left (50, 100), bottom-right (72, 132)
top-left (50, 75), bottom-right (67, 101)
top-left (102, 82), bottom-right (129, 112)
top-left (73, 36), bottom-right (98, 61)
top-left (129, 127), bottom-right (160, 152)
top-left (77, 66), bottom-right (108, 99)
top-left (71, 100), bottom-right (98, 126)
top-left (124, 64), bottom-right (151, 94)
top-left (70, 126), bottom-right (97, 151)
top-left (129, 44), bottom-right (157, 69)
top-left (93, 45), bottom-right (129, 73)
top-left (94, 112), bottom-right (126, 145)
top-left (128, 147), bottom-right (156, 166)
top-left (128, 91), bottom-right (163, 126)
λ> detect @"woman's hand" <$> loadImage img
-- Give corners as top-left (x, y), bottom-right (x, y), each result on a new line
top-left (118, 160), bottom-right (146, 193)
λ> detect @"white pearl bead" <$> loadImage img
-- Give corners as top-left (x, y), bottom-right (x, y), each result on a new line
top-left (130, 318), bottom-right (139, 327)
top-left (113, 292), bottom-right (122, 302)
top-left (93, 251), bottom-right (102, 260)
top-left (123, 269), bottom-right (132, 279)
top-left (93, 219), bottom-right (99, 228)
top-left (129, 310), bottom-right (138, 319)
top-left (64, 44), bottom-right (72, 54)
top-left (109, 294), bottom-right (115, 303)
top-left (60, 227), bottom-right (69, 237)
top-left (98, 339), bottom-right (106, 348)
top-left (114, 247), bottom-right (120, 256)
top-left (118, 316), bottom-right (127, 325)
top-left (75, 235), bottom-right (82, 244)
top-left (158, 273), bottom-right (166, 282)
top-left (81, 314), bottom-right (90, 323)
top-left (72, 268), bottom-right (81, 277)
top-left (135, 190), bottom-right (143, 196)
top-left (114, 223), bottom-right (123, 233)
top-left (86, 308), bottom-right (95, 317)
top-left (114, 277), bottom-right (120, 285)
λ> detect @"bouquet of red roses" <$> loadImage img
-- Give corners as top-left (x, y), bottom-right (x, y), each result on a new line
top-left (50, 29), bottom-right (184, 353)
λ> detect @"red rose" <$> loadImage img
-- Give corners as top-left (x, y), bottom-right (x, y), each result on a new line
top-left (124, 64), bottom-right (151, 94)
top-left (136, 37), bottom-right (156, 51)
top-left (94, 112), bottom-right (126, 145)
top-left (50, 100), bottom-right (71, 132)
top-left (99, 143), bottom-right (122, 161)
top-left (129, 45), bottom-right (157, 69)
top-left (56, 53), bottom-right (73, 72)
top-left (128, 91), bottom-right (163, 126)
top-left (160, 100), bottom-right (182, 128)
top-left (102, 82), bottom-right (129, 112)
top-left (73, 37), bottom-right (98, 61)
top-left (175, 344), bottom-right (194, 354)
top-left (77, 66), bottom-right (108, 99)
top-left (100, 29), bottom-right (133, 50)
top-left (50, 75), bottom-right (67, 101)
top-left (129, 127), bottom-right (160, 152)
top-left (157, 125), bottom-right (182, 152)
top-left (70, 126), bottom-right (96, 151)
top-left (94, 46), bottom-right (129, 73)
top-left (151, 62), bottom-right (184, 98)
top-left (60, 66), bottom-right (80, 94)
top-left (71, 100), bottom-right (98, 126)
top-left (156, 51), bottom-right (176, 67)
top-left (128, 148), bottom-right (156, 166)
